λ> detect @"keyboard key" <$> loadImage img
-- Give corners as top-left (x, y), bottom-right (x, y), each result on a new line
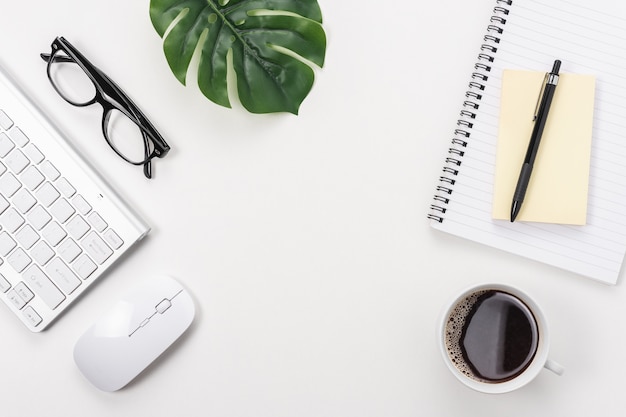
top-left (14, 282), bottom-right (34, 303)
top-left (81, 231), bottom-right (113, 264)
top-left (24, 144), bottom-right (45, 164)
top-left (0, 231), bottom-right (16, 256)
top-left (27, 205), bottom-right (52, 230)
top-left (50, 198), bottom-right (75, 223)
top-left (1, 207), bottom-right (24, 233)
top-left (0, 109), bottom-right (13, 130)
top-left (72, 194), bottom-right (92, 215)
top-left (7, 290), bottom-right (26, 309)
top-left (15, 224), bottom-right (39, 249)
top-left (0, 132), bottom-right (15, 157)
top-left (5, 149), bottom-right (29, 174)
top-left (0, 194), bottom-right (9, 214)
top-left (22, 306), bottom-right (42, 327)
top-left (58, 238), bottom-right (82, 263)
top-left (9, 127), bottom-right (29, 147)
top-left (42, 221), bottom-right (66, 246)
top-left (87, 211), bottom-right (107, 232)
top-left (40, 160), bottom-right (60, 180)
top-left (35, 182), bottom-right (60, 207)
top-left (0, 273), bottom-right (11, 292)
top-left (24, 144), bottom-right (44, 164)
top-left (7, 247), bottom-right (32, 273)
top-left (66, 215), bottom-right (90, 240)
top-left (22, 264), bottom-right (65, 309)
top-left (31, 240), bottom-right (54, 265)
top-left (0, 172), bottom-right (21, 197)
top-left (13, 188), bottom-right (36, 214)
top-left (73, 254), bottom-right (97, 279)
top-left (56, 178), bottom-right (76, 198)
top-left (20, 166), bottom-right (45, 190)
top-left (45, 258), bottom-right (81, 295)
top-left (103, 229), bottom-right (124, 249)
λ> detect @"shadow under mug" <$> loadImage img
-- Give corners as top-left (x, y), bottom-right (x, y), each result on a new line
top-left (438, 283), bottom-right (564, 394)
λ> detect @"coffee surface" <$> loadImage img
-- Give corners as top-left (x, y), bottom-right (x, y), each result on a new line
top-left (445, 290), bottom-right (539, 383)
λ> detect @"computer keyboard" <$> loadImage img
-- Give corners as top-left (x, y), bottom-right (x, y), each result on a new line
top-left (0, 63), bottom-right (150, 332)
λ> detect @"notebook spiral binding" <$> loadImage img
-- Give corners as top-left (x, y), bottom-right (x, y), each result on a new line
top-left (427, 0), bottom-right (512, 223)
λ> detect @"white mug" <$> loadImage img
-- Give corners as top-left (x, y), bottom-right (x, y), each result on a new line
top-left (438, 283), bottom-right (564, 394)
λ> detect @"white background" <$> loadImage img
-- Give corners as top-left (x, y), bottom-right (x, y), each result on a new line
top-left (1, 0), bottom-right (625, 416)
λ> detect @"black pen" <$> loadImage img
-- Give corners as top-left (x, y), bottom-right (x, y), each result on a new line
top-left (510, 60), bottom-right (561, 222)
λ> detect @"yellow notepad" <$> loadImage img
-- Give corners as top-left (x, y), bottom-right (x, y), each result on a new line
top-left (492, 70), bottom-right (596, 225)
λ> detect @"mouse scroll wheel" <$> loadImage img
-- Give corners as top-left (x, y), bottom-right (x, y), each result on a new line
top-left (155, 299), bottom-right (172, 314)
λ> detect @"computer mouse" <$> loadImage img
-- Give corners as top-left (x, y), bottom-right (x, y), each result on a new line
top-left (73, 275), bottom-right (195, 392)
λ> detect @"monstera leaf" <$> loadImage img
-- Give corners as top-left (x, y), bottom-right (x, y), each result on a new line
top-left (150, 0), bottom-right (326, 114)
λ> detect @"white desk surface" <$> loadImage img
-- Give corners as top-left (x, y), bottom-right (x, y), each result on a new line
top-left (1, 1), bottom-right (625, 416)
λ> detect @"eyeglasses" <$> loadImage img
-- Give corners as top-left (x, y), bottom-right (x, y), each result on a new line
top-left (40, 36), bottom-right (170, 178)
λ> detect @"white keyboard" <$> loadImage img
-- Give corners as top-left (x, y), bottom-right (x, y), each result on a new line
top-left (0, 63), bottom-right (150, 332)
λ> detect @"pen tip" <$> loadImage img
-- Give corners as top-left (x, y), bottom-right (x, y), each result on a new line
top-left (511, 201), bottom-right (520, 222)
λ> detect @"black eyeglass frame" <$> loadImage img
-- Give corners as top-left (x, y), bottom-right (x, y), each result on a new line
top-left (42, 36), bottom-right (170, 178)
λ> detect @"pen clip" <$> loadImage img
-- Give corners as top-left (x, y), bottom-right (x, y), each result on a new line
top-left (532, 72), bottom-right (549, 121)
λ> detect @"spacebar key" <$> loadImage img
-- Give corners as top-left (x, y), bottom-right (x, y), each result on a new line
top-left (23, 265), bottom-right (65, 310)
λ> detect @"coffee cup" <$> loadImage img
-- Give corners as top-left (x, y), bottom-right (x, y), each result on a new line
top-left (438, 283), bottom-right (563, 394)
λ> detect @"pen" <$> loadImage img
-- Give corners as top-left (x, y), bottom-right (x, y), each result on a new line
top-left (510, 59), bottom-right (561, 222)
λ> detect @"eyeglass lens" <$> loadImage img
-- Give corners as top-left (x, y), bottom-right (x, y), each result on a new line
top-left (47, 50), bottom-right (97, 106)
top-left (105, 109), bottom-right (155, 164)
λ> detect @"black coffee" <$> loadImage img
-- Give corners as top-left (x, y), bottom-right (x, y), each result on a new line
top-left (444, 290), bottom-right (539, 383)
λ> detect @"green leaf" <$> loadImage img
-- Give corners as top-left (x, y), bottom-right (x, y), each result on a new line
top-left (150, 0), bottom-right (326, 114)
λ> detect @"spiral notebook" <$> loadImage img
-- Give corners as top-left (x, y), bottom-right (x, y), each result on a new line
top-left (428, 0), bottom-right (626, 285)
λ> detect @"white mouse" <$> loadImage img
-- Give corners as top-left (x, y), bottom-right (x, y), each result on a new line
top-left (73, 275), bottom-right (195, 391)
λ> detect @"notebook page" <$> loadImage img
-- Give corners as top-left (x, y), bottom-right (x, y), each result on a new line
top-left (430, 0), bottom-right (626, 284)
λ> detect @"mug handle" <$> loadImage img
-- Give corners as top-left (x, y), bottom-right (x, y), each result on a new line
top-left (544, 359), bottom-right (565, 376)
